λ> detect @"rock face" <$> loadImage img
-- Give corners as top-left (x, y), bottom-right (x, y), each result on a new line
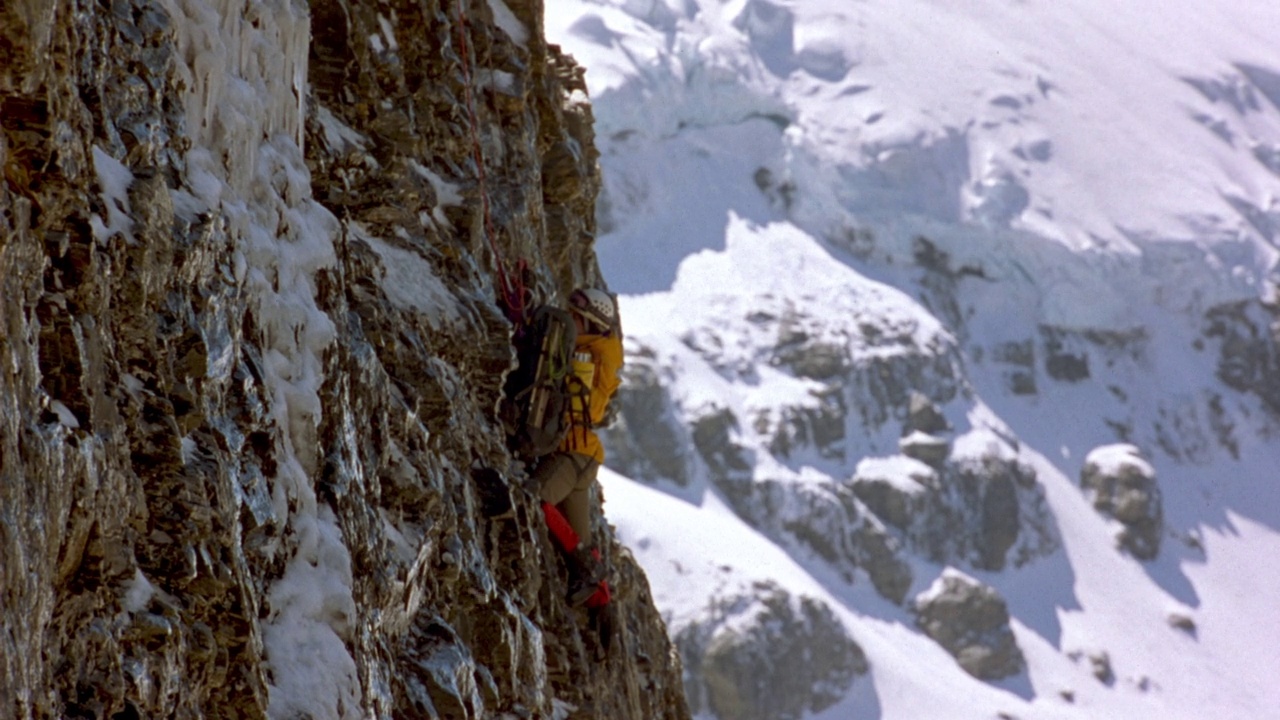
top-left (1204, 300), bottom-right (1280, 418)
top-left (0, 2), bottom-right (689, 719)
top-left (602, 266), bottom-right (1059, 615)
top-left (676, 582), bottom-right (869, 720)
top-left (852, 439), bottom-right (1052, 575)
top-left (1080, 444), bottom-right (1164, 560)
top-left (912, 570), bottom-right (1025, 681)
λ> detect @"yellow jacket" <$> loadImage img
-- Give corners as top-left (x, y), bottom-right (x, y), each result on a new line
top-left (560, 330), bottom-right (623, 463)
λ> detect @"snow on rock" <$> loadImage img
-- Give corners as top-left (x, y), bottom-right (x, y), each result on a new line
top-left (89, 145), bottom-right (136, 242)
top-left (676, 580), bottom-right (868, 720)
top-left (1080, 443), bottom-right (1164, 560)
top-left (354, 224), bottom-right (465, 328)
top-left (911, 568), bottom-right (1025, 681)
top-left (553, 0), bottom-right (1280, 718)
top-left (162, 0), bottom-right (355, 716)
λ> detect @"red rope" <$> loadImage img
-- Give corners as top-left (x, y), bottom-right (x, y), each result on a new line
top-left (454, 0), bottom-right (527, 325)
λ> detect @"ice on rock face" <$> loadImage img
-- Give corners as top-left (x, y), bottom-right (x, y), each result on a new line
top-left (163, 1), bottom-right (355, 716)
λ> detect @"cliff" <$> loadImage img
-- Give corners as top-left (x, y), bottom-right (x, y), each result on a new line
top-left (0, 1), bottom-right (690, 718)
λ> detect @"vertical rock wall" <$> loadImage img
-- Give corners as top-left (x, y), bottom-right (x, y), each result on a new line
top-left (0, 1), bottom-right (689, 718)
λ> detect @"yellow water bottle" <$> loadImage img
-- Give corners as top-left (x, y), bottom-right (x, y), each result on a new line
top-left (571, 351), bottom-right (594, 414)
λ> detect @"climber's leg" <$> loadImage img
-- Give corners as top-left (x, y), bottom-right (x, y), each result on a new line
top-left (561, 457), bottom-right (599, 541)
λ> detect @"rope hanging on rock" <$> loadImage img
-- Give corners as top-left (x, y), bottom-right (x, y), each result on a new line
top-left (453, 0), bottom-right (528, 326)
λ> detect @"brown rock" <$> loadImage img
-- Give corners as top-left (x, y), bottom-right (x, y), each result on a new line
top-left (0, 2), bottom-right (688, 719)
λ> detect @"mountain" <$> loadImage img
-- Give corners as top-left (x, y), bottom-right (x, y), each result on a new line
top-left (1, 1), bottom-right (688, 718)
top-left (544, 1), bottom-right (1280, 718)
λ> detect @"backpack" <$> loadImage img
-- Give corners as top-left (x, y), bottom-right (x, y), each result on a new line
top-left (502, 305), bottom-right (583, 459)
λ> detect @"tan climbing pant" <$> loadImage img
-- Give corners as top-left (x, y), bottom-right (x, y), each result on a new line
top-left (536, 452), bottom-right (600, 541)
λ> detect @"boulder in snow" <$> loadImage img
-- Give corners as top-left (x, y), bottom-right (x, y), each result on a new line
top-left (898, 430), bottom-right (950, 468)
top-left (678, 582), bottom-right (868, 720)
top-left (906, 391), bottom-right (951, 434)
top-left (1080, 444), bottom-right (1163, 560)
top-left (850, 455), bottom-right (937, 531)
top-left (912, 570), bottom-right (1024, 681)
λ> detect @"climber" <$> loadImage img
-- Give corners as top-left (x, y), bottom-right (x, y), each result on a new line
top-left (534, 287), bottom-right (623, 608)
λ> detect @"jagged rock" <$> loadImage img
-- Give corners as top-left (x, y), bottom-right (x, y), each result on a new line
top-left (758, 390), bottom-right (846, 461)
top-left (1203, 300), bottom-right (1280, 417)
top-left (899, 430), bottom-right (951, 468)
top-left (1069, 649), bottom-right (1116, 685)
top-left (847, 340), bottom-right (965, 436)
top-left (1035, 325), bottom-right (1151, 388)
top-left (710, 433), bottom-right (1054, 609)
top-left (928, 436), bottom-right (1054, 572)
top-left (992, 339), bottom-right (1038, 395)
top-left (854, 435), bottom-right (1056, 575)
top-left (912, 570), bottom-right (1025, 680)
top-left (715, 471), bottom-right (915, 605)
top-left (692, 406), bottom-right (753, 476)
top-left (850, 456), bottom-right (938, 531)
top-left (1039, 325), bottom-right (1092, 382)
top-left (850, 519), bottom-right (915, 605)
top-left (1090, 652), bottom-right (1116, 685)
top-left (602, 346), bottom-right (699, 486)
top-left (678, 583), bottom-right (868, 720)
top-left (1080, 444), bottom-right (1163, 560)
top-left (0, 2), bottom-right (688, 719)
top-left (773, 336), bottom-right (848, 381)
top-left (907, 390), bottom-right (950, 434)
top-left (948, 452), bottom-right (1026, 571)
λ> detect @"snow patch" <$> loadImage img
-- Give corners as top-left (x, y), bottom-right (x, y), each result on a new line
top-left (90, 145), bottom-right (134, 243)
top-left (161, 1), bottom-right (356, 717)
top-left (486, 0), bottom-right (528, 46)
top-left (411, 161), bottom-right (463, 228)
top-left (1083, 443), bottom-right (1155, 479)
top-left (356, 226), bottom-right (464, 327)
top-left (264, 507), bottom-right (361, 720)
top-left (853, 455), bottom-right (934, 496)
top-left (121, 569), bottom-right (156, 613)
top-left (49, 400), bottom-right (80, 429)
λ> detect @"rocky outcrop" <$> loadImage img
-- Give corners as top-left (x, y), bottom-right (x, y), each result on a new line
top-left (676, 582), bottom-right (868, 720)
top-left (912, 570), bottom-right (1024, 681)
top-left (666, 428), bottom-right (1057, 609)
top-left (1080, 444), bottom-right (1163, 560)
top-left (712, 470), bottom-right (913, 603)
top-left (0, 2), bottom-right (688, 719)
top-left (1203, 300), bottom-right (1280, 417)
top-left (603, 342), bottom-right (702, 487)
top-left (603, 296), bottom-right (1057, 609)
top-left (854, 433), bottom-right (1057, 576)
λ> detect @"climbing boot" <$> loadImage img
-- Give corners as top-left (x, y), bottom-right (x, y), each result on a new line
top-left (566, 545), bottom-right (605, 607)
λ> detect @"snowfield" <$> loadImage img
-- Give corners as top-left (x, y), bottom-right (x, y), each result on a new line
top-left (547, 1), bottom-right (1280, 718)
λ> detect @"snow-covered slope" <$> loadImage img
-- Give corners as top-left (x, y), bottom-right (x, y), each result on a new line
top-left (546, 1), bottom-right (1280, 718)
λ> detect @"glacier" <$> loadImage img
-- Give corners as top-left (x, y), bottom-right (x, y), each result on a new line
top-left (546, 1), bottom-right (1280, 718)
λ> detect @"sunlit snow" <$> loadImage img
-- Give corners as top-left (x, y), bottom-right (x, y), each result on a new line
top-left (551, 1), bottom-right (1280, 718)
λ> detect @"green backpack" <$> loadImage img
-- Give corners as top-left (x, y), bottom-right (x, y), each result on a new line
top-left (503, 305), bottom-right (584, 459)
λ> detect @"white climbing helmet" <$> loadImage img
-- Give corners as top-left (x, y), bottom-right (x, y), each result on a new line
top-left (570, 287), bottom-right (616, 330)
